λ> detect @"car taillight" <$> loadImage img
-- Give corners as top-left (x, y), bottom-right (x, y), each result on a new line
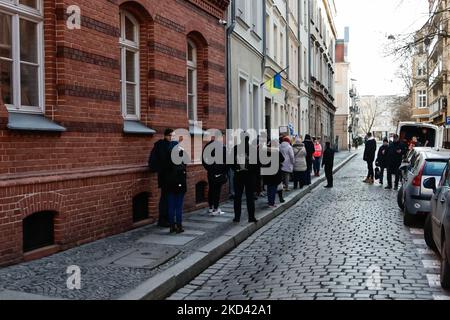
top-left (412, 163), bottom-right (425, 187)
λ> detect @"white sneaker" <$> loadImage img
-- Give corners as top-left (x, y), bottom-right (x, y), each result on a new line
top-left (208, 208), bottom-right (214, 214)
top-left (215, 209), bottom-right (225, 215)
top-left (210, 210), bottom-right (220, 216)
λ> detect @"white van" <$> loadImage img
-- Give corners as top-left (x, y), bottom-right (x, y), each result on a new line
top-left (397, 122), bottom-right (444, 149)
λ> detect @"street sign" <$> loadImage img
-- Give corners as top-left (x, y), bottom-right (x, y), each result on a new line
top-left (447, 117), bottom-right (450, 125)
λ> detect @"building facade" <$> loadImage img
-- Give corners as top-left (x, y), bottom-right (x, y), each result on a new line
top-left (229, 0), bottom-right (264, 132)
top-left (309, 0), bottom-right (336, 143)
top-left (0, 0), bottom-right (229, 266)
top-left (334, 27), bottom-right (351, 151)
top-left (411, 26), bottom-right (430, 123)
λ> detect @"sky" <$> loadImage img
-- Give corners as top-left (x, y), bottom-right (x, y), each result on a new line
top-left (334, 0), bottom-right (430, 96)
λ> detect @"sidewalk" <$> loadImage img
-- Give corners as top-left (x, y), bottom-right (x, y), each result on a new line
top-left (0, 150), bottom-right (358, 300)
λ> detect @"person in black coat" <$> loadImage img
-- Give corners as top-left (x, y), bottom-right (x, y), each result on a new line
top-left (203, 136), bottom-right (228, 216)
top-left (231, 134), bottom-right (259, 223)
top-left (262, 146), bottom-right (285, 207)
top-left (363, 132), bottom-right (377, 184)
top-left (375, 138), bottom-right (389, 185)
top-left (322, 142), bottom-right (335, 188)
top-left (303, 134), bottom-right (315, 185)
top-left (148, 128), bottom-right (174, 228)
top-left (165, 140), bottom-right (188, 234)
top-left (385, 134), bottom-right (407, 190)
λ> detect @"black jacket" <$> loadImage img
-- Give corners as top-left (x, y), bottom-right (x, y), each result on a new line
top-left (322, 147), bottom-right (335, 168)
top-left (303, 139), bottom-right (315, 163)
top-left (164, 146), bottom-right (187, 194)
top-left (363, 138), bottom-right (377, 162)
top-left (262, 150), bottom-right (285, 186)
top-left (148, 139), bottom-right (172, 189)
top-left (202, 140), bottom-right (228, 177)
top-left (231, 142), bottom-right (260, 175)
top-left (376, 145), bottom-right (389, 168)
top-left (387, 141), bottom-right (407, 168)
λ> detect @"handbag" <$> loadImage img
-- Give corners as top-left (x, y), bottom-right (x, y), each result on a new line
top-left (375, 167), bottom-right (381, 180)
top-left (213, 173), bottom-right (227, 185)
top-left (277, 183), bottom-right (284, 192)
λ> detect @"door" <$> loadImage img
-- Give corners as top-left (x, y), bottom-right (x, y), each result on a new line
top-left (432, 164), bottom-right (450, 250)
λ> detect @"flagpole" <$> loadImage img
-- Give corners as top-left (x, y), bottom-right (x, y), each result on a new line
top-left (260, 65), bottom-right (290, 87)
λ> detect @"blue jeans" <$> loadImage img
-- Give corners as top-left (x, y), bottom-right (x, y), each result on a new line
top-left (168, 193), bottom-right (185, 225)
top-left (313, 157), bottom-right (322, 174)
top-left (267, 185), bottom-right (278, 206)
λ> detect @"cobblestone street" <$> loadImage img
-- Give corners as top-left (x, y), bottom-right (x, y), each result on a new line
top-left (169, 154), bottom-right (450, 300)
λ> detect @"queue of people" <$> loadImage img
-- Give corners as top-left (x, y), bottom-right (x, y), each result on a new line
top-left (363, 133), bottom-right (408, 190)
top-left (149, 129), bottom-right (335, 233)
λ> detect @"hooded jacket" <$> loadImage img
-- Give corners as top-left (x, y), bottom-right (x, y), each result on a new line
top-left (293, 143), bottom-right (307, 172)
top-left (280, 141), bottom-right (295, 173)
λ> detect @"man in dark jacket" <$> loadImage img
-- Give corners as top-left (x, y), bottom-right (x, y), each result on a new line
top-left (203, 135), bottom-right (228, 216)
top-left (303, 134), bottom-right (315, 185)
top-left (322, 142), bottom-right (335, 188)
top-left (363, 132), bottom-right (377, 184)
top-left (386, 134), bottom-right (407, 190)
top-left (231, 134), bottom-right (259, 223)
top-left (375, 138), bottom-right (389, 185)
top-left (148, 128), bottom-right (174, 227)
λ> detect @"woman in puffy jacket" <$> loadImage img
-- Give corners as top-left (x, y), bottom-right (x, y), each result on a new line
top-left (293, 139), bottom-right (307, 189)
top-left (313, 138), bottom-right (323, 177)
top-left (279, 136), bottom-right (295, 190)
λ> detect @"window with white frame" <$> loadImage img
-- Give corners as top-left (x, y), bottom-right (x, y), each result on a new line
top-left (187, 40), bottom-right (197, 122)
top-left (119, 11), bottom-right (140, 119)
top-left (417, 90), bottom-right (427, 108)
top-left (417, 62), bottom-right (426, 76)
top-left (0, 0), bottom-right (44, 112)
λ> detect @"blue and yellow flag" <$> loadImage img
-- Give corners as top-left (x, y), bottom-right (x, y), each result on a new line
top-left (265, 73), bottom-right (282, 95)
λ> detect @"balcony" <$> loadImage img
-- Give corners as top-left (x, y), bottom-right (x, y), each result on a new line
top-left (428, 96), bottom-right (446, 120)
top-left (429, 58), bottom-right (445, 88)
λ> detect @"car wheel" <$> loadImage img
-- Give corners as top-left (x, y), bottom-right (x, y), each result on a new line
top-left (424, 214), bottom-right (437, 252)
top-left (404, 207), bottom-right (416, 227)
top-left (440, 236), bottom-right (450, 289)
top-left (397, 186), bottom-right (404, 210)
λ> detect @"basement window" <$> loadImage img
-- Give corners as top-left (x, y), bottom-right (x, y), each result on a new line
top-left (195, 181), bottom-right (207, 204)
top-left (133, 192), bottom-right (150, 223)
top-left (23, 211), bottom-right (55, 253)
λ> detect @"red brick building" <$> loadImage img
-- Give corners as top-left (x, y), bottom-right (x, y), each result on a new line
top-left (0, 0), bottom-right (229, 267)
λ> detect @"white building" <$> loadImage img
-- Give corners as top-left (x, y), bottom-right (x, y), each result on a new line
top-left (229, 0), bottom-right (265, 132)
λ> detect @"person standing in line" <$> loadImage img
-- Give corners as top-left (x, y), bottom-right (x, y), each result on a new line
top-left (231, 134), bottom-right (259, 224)
top-left (148, 128), bottom-right (175, 228)
top-left (386, 134), bottom-right (407, 191)
top-left (203, 135), bottom-right (228, 216)
top-left (280, 136), bottom-right (295, 191)
top-left (363, 132), bottom-right (377, 184)
top-left (166, 136), bottom-right (188, 234)
top-left (313, 137), bottom-right (323, 177)
top-left (375, 138), bottom-right (389, 186)
top-left (303, 134), bottom-right (315, 185)
top-left (322, 142), bottom-right (335, 188)
top-left (262, 143), bottom-right (285, 208)
top-left (293, 139), bottom-right (307, 189)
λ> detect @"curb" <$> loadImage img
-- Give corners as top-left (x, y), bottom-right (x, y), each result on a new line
top-left (119, 152), bottom-right (358, 300)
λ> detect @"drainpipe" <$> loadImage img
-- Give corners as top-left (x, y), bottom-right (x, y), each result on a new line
top-left (226, 0), bottom-right (236, 131)
top-left (308, 0), bottom-right (312, 136)
top-left (298, 1), bottom-right (302, 136)
top-left (285, 2), bottom-right (290, 129)
top-left (262, 0), bottom-right (267, 132)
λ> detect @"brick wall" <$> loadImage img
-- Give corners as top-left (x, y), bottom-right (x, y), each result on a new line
top-left (0, 0), bottom-right (229, 267)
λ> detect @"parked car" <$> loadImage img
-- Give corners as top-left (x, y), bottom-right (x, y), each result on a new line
top-left (423, 166), bottom-right (450, 289)
top-left (399, 150), bottom-right (450, 227)
top-left (397, 147), bottom-right (433, 210)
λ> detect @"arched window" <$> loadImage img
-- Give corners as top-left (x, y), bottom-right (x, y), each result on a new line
top-left (187, 40), bottom-right (197, 122)
top-left (119, 11), bottom-right (140, 119)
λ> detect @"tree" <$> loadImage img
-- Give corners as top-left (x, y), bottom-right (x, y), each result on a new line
top-left (359, 98), bottom-right (381, 135)
top-left (392, 94), bottom-right (413, 125)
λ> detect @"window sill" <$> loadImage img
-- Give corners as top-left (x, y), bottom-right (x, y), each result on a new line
top-left (250, 29), bottom-right (262, 41)
top-left (236, 16), bottom-right (251, 30)
top-left (123, 120), bottom-right (156, 135)
top-left (7, 112), bottom-right (66, 132)
top-left (189, 122), bottom-right (208, 136)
